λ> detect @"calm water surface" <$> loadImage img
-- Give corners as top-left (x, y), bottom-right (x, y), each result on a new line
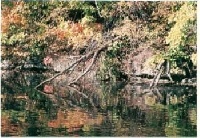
top-left (1, 71), bottom-right (197, 136)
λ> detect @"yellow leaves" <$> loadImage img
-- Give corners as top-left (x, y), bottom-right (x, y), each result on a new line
top-left (47, 21), bottom-right (103, 48)
top-left (81, 16), bottom-right (96, 25)
top-left (7, 32), bottom-right (26, 45)
top-left (188, 108), bottom-right (197, 126)
top-left (68, 0), bottom-right (82, 9)
top-left (2, 46), bottom-right (29, 58)
top-left (166, 2), bottom-right (196, 48)
top-left (168, 3), bottom-right (196, 23)
top-left (117, 1), bottom-right (133, 8)
top-left (144, 95), bottom-right (156, 106)
top-left (13, 51), bottom-right (29, 57)
top-left (166, 28), bottom-right (182, 47)
top-left (2, 30), bottom-right (26, 46)
top-left (144, 53), bottom-right (164, 69)
top-left (191, 53), bottom-right (197, 66)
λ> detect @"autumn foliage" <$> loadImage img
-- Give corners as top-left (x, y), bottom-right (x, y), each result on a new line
top-left (1, 1), bottom-right (197, 77)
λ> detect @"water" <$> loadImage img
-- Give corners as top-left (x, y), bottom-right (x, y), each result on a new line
top-left (1, 71), bottom-right (197, 136)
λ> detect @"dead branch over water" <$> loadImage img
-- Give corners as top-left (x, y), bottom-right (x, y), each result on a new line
top-left (35, 37), bottom-right (119, 89)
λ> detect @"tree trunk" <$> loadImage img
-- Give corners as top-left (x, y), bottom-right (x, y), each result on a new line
top-left (150, 59), bottom-right (173, 88)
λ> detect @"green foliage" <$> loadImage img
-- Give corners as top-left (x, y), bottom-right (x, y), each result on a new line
top-left (1, 1), bottom-right (197, 77)
top-left (6, 30), bottom-right (26, 45)
top-left (165, 45), bottom-right (190, 61)
top-left (98, 55), bottom-right (120, 82)
top-left (165, 2), bottom-right (196, 63)
top-left (2, 110), bottom-right (26, 123)
top-left (29, 40), bottom-right (47, 56)
top-left (143, 2), bottom-right (196, 71)
top-left (165, 105), bottom-right (197, 136)
top-left (98, 37), bottom-right (129, 81)
top-left (166, 2), bottom-right (196, 47)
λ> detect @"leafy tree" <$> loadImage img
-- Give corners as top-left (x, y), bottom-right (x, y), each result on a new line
top-left (165, 2), bottom-right (196, 65)
top-left (1, 1), bottom-right (197, 82)
top-left (145, 2), bottom-right (196, 76)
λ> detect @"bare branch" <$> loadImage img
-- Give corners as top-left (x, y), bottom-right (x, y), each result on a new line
top-left (35, 37), bottom-right (119, 89)
top-left (35, 55), bottom-right (87, 89)
top-left (69, 50), bottom-right (99, 85)
top-left (95, 0), bottom-right (103, 18)
top-left (67, 85), bottom-right (96, 108)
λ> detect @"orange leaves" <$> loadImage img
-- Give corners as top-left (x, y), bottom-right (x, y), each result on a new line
top-left (2, 7), bottom-right (10, 33)
top-left (1, 1), bottom-right (26, 33)
top-left (47, 22), bottom-right (84, 40)
top-left (9, 14), bottom-right (24, 25)
top-left (71, 23), bottom-right (84, 34)
top-left (2, 14), bottom-right (25, 33)
top-left (48, 28), bottom-right (66, 40)
top-left (68, 22), bottom-right (102, 47)
top-left (46, 21), bottom-right (103, 48)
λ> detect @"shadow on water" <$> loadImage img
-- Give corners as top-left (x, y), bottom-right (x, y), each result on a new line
top-left (1, 71), bottom-right (197, 136)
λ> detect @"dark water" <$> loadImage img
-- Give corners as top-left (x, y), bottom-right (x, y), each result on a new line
top-left (1, 71), bottom-right (197, 136)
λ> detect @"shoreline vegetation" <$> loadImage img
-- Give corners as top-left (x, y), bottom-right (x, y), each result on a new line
top-left (1, 2), bottom-right (197, 136)
top-left (1, 1), bottom-right (196, 89)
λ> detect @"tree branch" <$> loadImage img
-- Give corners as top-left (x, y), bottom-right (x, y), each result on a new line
top-left (68, 50), bottom-right (99, 85)
top-left (95, 0), bottom-right (103, 18)
top-left (67, 85), bottom-right (96, 108)
top-left (150, 65), bottom-right (164, 89)
top-left (35, 37), bottom-right (119, 89)
top-left (35, 55), bottom-right (87, 89)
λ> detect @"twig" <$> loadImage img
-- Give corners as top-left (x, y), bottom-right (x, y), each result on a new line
top-left (95, 0), bottom-right (103, 17)
top-left (35, 55), bottom-right (87, 89)
top-left (34, 88), bottom-right (50, 96)
top-left (67, 85), bottom-right (96, 108)
top-left (68, 51), bottom-right (99, 85)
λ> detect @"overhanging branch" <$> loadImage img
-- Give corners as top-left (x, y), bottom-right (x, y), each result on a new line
top-left (35, 37), bottom-right (119, 89)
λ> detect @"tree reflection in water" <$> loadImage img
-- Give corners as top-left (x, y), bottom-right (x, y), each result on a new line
top-left (1, 72), bottom-right (197, 136)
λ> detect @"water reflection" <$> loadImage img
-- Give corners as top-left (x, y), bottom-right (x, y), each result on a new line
top-left (1, 71), bottom-right (197, 136)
